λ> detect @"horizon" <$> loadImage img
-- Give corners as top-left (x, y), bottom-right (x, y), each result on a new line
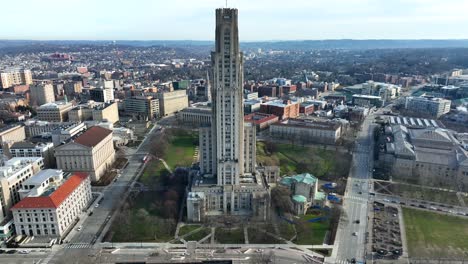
top-left (1, 0), bottom-right (468, 41)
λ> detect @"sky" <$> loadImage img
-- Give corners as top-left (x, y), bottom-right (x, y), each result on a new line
top-left (2, 0), bottom-right (468, 41)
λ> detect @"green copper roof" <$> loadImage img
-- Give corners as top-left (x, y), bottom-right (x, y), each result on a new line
top-left (280, 173), bottom-right (317, 186)
top-left (314, 191), bottom-right (326, 201)
top-left (292, 195), bottom-right (307, 203)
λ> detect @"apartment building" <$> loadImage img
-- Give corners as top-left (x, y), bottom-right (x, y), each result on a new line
top-left (0, 69), bottom-right (33, 89)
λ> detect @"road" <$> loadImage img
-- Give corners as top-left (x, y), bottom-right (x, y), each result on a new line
top-left (330, 110), bottom-right (377, 264)
top-left (48, 124), bottom-right (161, 263)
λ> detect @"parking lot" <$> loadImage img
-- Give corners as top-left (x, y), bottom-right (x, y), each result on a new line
top-left (371, 202), bottom-right (403, 261)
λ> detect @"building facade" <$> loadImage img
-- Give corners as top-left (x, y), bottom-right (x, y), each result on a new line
top-left (30, 84), bottom-right (55, 106)
top-left (11, 172), bottom-right (92, 238)
top-left (55, 126), bottom-right (115, 182)
top-left (260, 100), bottom-right (300, 120)
top-left (187, 8), bottom-right (270, 223)
top-left (159, 90), bottom-right (189, 116)
top-left (380, 124), bottom-right (468, 189)
top-left (124, 96), bottom-right (160, 119)
top-left (0, 69), bottom-right (32, 89)
top-left (405, 96), bottom-right (451, 118)
top-left (177, 107), bottom-right (212, 127)
top-left (0, 157), bottom-right (44, 223)
top-left (36, 102), bottom-right (73, 122)
top-left (270, 118), bottom-right (344, 144)
top-left (9, 142), bottom-right (55, 168)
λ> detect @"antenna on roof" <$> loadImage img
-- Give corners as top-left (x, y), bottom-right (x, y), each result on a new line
top-left (226, 0), bottom-right (228, 8)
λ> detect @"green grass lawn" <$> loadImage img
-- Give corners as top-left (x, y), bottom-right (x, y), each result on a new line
top-left (391, 183), bottom-right (461, 206)
top-left (403, 208), bottom-right (468, 258)
top-left (216, 228), bottom-right (245, 244)
top-left (139, 131), bottom-right (197, 186)
top-left (178, 225), bottom-right (201, 237)
top-left (184, 228), bottom-right (211, 242)
top-left (256, 142), bottom-right (351, 178)
top-left (248, 228), bottom-right (283, 244)
top-left (278, 222), bottom-right (296, 241)
top-left (294, 213), bottom-right (330, 245)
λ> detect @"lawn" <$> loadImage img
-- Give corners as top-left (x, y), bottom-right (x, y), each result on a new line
top-left (248, 228), bottom-right (283, 244)
top-left (390, 183), bottom-right (461, 206)
top-left (139, 131), bottom-right (197, 186)
top-left (256, 141), bottom-right (351, 178)
top-left (278, 222), bottom-right (296, 241)
top-left (294, 213), bottom-right (330, 245)
top-left (184, 228), bottom-right (211, 242)
top-left (215, 228), bottom-right (245, 244)
top-left (403, 208), bottom-right (468, 259)
top-left (178, 225), bottom-right (201, 237)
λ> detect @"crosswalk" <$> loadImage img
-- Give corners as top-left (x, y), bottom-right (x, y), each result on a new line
top-left (345, 195), bottom-right (368, 203)
top-left (336, 259), bottom-right (352, 264)
top-left (64, 243), bottom-right (93, 249)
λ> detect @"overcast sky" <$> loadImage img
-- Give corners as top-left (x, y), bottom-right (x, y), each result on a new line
top-left (2, 0), bottom-right (468, 41)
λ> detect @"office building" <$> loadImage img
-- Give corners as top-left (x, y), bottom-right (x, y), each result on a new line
top-left (69, 101), bottom-right (119, 124)
top-left (0, 157), bottom-right (44, 223)
top-left (177, 106), bottom-right (212, 127)
top-left (55, 126), bottom-right (115, 182)
top-left (11, 171), bottom-right (92, 238)
top-left (9, 142), bottom-right (55, 168)
top-left (89, 87), bottom-right (114, 103)
top-left (187, 9), bottom-right (270, 223)
top-left (405, 96), bottom-right (451, 118)
top-left (30, 84), bottom-right (55, 106)
top-left (352, 94), bottom-right (383, 107)
top-left (51, 122), bottom-right (87, 146)
top-left (244, 113), bottom-right (279, 130)
top-left (124, 96), bottom-right (160, 119)
top-left (36, 101), bottom-right (73, 122)
top-left (260, 100), bottom-right (300, 120)
top-left (159, 90), bottom-right (189, 116)
top-left (270, 118), bottom-right (345, 144)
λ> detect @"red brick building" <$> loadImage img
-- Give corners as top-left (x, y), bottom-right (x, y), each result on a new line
top-left (244, 113), bottom-right (279, 130)
top-left (260, 100), bottom-right (300, 120)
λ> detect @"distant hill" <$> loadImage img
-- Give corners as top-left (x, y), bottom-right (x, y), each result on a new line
top-left (1, 39), bottom-right (468, 50)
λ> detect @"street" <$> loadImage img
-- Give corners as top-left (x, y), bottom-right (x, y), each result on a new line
top-left (330, 109), bottom-right (377, 264)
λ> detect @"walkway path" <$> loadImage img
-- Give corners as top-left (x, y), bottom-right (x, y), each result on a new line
top-left (158, 158), bottom-right (172, 174)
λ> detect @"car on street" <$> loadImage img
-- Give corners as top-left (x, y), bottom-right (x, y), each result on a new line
top-left (352, 232), bottom-right (358, 236)
top-left (18, 250), bottom-right (29, 254)
top-left (77, 226), bottom-right (82, 231)
top-left (354, 220), bottom-right (360, 224)
top-left (95, 203), bottom-right (99, 208)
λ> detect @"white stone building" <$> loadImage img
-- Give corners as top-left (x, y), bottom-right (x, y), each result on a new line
top-left (55, 126), bottom-right (115, 182)
top-left (11, 171), bottom-right (92, 238)
top-left (0, 157), bottom-right (44, 223)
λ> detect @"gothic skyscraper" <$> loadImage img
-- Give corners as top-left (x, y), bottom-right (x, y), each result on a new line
top-left (187, 8), bottom-right (270, 222)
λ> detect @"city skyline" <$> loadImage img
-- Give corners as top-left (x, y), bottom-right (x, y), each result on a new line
top-left (1, 0), bottom-right (468, 41)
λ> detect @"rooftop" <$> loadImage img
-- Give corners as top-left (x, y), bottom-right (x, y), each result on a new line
top-left (74, 126), bottom-right (112, 148)
top-left (12, 173), bottom-right (88, 209)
